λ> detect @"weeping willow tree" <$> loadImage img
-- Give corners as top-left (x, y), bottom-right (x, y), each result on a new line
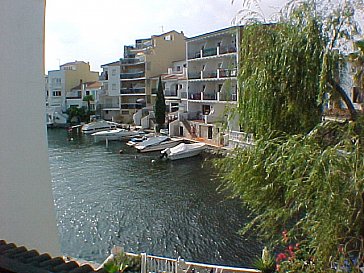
top-left (217, 0), bottom-right (364, 272)
top-left (238, 20), bottom-right (323, 136)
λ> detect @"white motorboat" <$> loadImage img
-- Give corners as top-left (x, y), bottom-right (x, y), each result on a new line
top-left (134, 136), bottom-right (182, 153)
top-left (91, 128), bottom-right (141, 141)
top-left (81, 120), bottom-right (119, 134)
top-left (126, 135), bottom-right (148, 146)
top-left (161, 142), bottom-right (206, 160)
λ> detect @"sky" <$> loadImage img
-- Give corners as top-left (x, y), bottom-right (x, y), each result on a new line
top-left (45, 0), bottom-right (287, 73)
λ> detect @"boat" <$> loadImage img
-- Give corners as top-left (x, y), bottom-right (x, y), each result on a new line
top-left (91, 128), bottom-right (141, 141)
top-left (134, 136), bottom-right (182, 153)
top-left (126, 135), bottom-right (148, 146)
top-left (81, 120), bottom-right (119, 134)
top-left (161, 142), bottom-right (206, 160)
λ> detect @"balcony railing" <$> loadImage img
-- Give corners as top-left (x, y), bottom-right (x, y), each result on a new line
top-left (219, 92), bottom-right (237, 101)
top-left (164, 89), bottom-right (178, 97)
top-left (120, 71), bottom-right (145, 79)
top-left (202, 70), bottom-right (218, 78)
top-left (120, 57), bottom-right (145, 65)
top-left (189, 93), bottom-right (201, 100)
top-left (100, 103), bottom-right (119, 109)
top-left (181, 91), bottom-right (188, 99)
top-left (219, 45), bottom-right (237, 54)
top-left (120, 87), bottom-right (146, 94)
top-left (188, 71), bottom-right (201, 80)
top-left (120, 103), bottom-right (144, 109)
top-left (202, 47), bottom-right (217, 57)
top-left (188, 46), bottom-right (237, 60)
top-left (99, 72), bottom-right (108, 81)
top-left (203, 92), bottom-right (217, 100)
top-left (219, 68), bottom-right (237, 78)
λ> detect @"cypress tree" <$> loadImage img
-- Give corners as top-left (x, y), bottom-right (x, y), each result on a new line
top-left (155, 76), bottom-right (166, 131)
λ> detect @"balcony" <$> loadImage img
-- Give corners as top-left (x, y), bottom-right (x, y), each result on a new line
top-left (203, 92), bottom-right (217, 100)
top-left (219, 92), bottom-right (237, 101)
top-left (164, 89), bottom-right (178, 97)
top-left (120, 103), bottom-right (145, 109)
top-left (188, 46), bottom-right (237, 60)
top-left (181, 91), bottom-right (188, 99)
top-left (202, 70), bottom-right (218, 79)
top-left (188, 71), bottom-right (201, 80)
top-left (100, 103), bottom-right (119, 109)
top-left (120, 87), bottom-right (146, 95)
top-left (188, 69), bottom-right (237, 81)
top-left (202, 47), bottom-right (217, 57)
top-left (99, 72), bottom-right (108, 81)
top-left (219, 45), bottom-right (237, 54)
top-left (219, 68), bottom-right (237, 78)
top-left (120, 71), bottom-right (145, 80)
top-left (120, 57), bottom-right (145, 65)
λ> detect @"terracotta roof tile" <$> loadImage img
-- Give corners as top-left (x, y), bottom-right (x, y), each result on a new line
top-left (0, 240), bottom-right (107, 273)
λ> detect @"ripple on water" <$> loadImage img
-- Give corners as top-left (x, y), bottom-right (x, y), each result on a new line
top-left (47, 129), bottom-right (261, 266)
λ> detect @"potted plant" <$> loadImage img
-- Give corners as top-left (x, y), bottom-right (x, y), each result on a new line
top-left (103, 249), bottom-right (141, 273)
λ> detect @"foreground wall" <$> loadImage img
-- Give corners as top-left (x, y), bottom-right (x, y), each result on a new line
top-left (0, 0), bottom-right (61, 255)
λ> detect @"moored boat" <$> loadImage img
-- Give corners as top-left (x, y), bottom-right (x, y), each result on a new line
top-left (161, 142), bottom-right (206, 160)
top-left (81, 120), bottom-right (119, 134)
top-left (91, 128), bottom-right (141, 141)
top-left (134, 136), bottom-right (182, 153)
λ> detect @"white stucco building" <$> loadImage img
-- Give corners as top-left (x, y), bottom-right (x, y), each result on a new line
top-left (0, 0), bottom-right (61, 255)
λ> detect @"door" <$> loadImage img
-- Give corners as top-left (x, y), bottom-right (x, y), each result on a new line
top-left (208, 126), bottom-right (213, 140)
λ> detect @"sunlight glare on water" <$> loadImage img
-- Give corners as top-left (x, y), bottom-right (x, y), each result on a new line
top-left (47, 128), bottom-right (260, 267)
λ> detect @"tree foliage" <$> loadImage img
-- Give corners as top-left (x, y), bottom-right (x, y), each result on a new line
top-left (237, 20), bottom-right (323, 137)
top-left (155, 76), bottom-right (166, 130)
top-left (83, 94), bottom-right (94, 112)
top-left (218, 122), bottom-right (364, 270)
top-left (217, 0), bottom-right (364, 271)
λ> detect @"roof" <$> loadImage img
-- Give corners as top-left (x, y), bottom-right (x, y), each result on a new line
top-left (71, 81), bottom-right (102, 90)
top-left (151, 30), bottom-right (185, 38)
top-left (101, 61), bottom-right (120, 67)
top-left (186, 26), bottom-right (242, 42)
top-left (61, 61), bottom-right (89, 67)
top-left (0, 240), bottom-right (106, 273)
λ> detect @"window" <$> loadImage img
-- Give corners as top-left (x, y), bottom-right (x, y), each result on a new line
top-left (202, 104), bottom-right (210, 115)
top-left (52, 91), bottom-right (61, 97)
top-left (86, 90), bottom-right (90, 96)
top-left (52, 78), bottom-right (61, 85)
top-left (176, 65), bottom-right (181, 71)
top-left (164, 34), bottom-right (173, 41)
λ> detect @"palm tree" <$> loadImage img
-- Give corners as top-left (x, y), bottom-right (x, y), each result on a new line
top-left (83, 94), bottom-right (94, 113)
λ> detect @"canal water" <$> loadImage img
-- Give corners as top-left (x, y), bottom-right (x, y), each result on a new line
top-left (47, 128), bottom-right (261, 267)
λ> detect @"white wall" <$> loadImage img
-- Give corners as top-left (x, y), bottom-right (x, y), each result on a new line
top-left (0, 0), bottom-right (61, 255)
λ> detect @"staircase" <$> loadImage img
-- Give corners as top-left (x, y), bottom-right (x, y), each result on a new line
top-left (181, 119), bottom-right (197, 138)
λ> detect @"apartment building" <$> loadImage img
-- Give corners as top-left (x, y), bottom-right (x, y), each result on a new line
top-left (154, 60), bottom-right (187, 122)
top-left (66, 81), bottom-right (103, 111)
top-left (47, 61), bottom-right (99, 112)
top-left (99, 61), bottom-right (121, 121)
top-left (119, 30), bottom-right (186, 124)
top-left (170, 27), bottom-right (241, 145)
